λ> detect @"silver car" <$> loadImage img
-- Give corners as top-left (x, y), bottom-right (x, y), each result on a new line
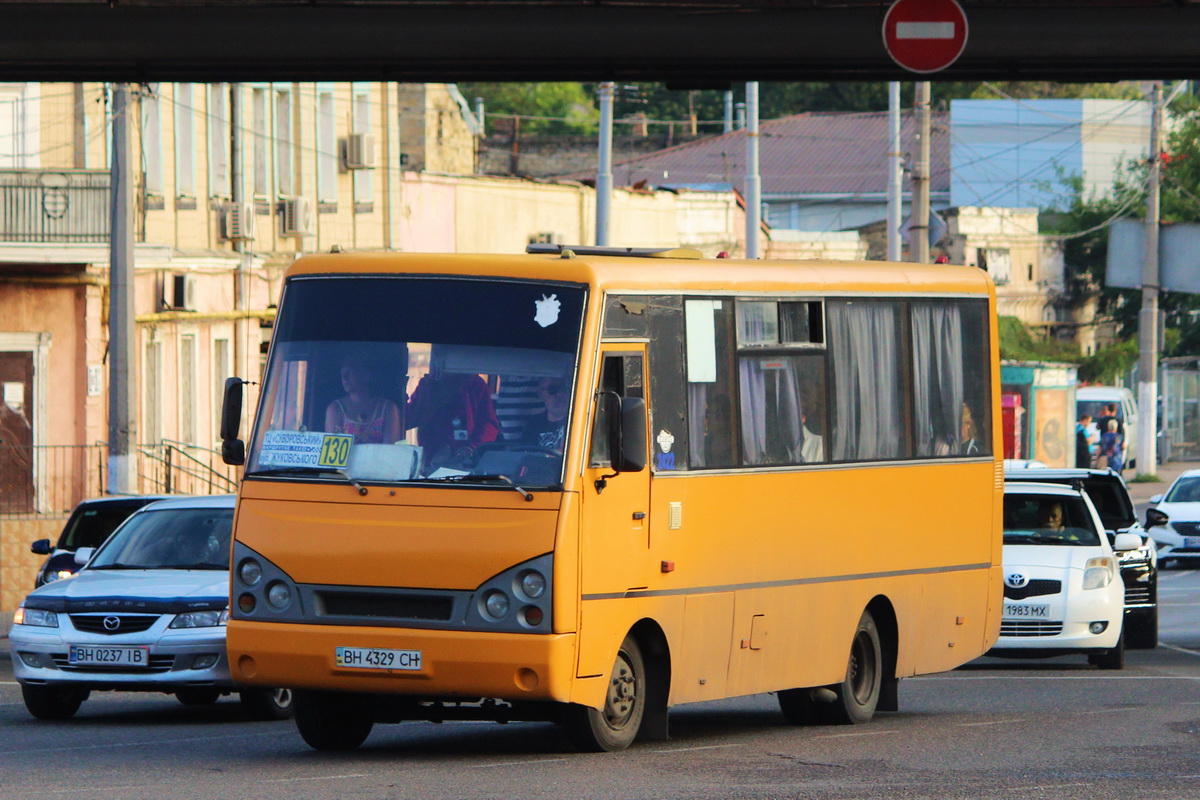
top-left (9, 495), bottom-right (292, 721)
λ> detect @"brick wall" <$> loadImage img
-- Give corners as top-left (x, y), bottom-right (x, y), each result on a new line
top-left (478, 132), bottom-right (706, 179)
top-left (1, 518), bottom-right (63, 623)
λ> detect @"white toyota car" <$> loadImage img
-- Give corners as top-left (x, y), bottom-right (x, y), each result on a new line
top-left (9, 495), bottom-right (292, 721)
top-left (990, 482), bottom-right (1142, 669)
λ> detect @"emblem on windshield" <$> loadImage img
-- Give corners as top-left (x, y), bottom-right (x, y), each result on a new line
top-left (1004, 573), bottom-right (1029, 589)
top-left (534, 294), bottom-right (561, 328)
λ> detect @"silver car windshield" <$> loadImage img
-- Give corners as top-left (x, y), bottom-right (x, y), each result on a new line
top-left (88, 508), bottom-right (234, 570)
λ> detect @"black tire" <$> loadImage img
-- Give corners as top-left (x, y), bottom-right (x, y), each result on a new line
top-left (239, 688), bottom-right (295, 721)
top-left (293, 690), bottom-right (374, 751)
top-left (815, 610), bottom-right (883, 725)
top-left (1089, 631), bottom-right (1126, 670)
top-left (1125, 608), bottom-right (1159, 650)
top-left (565, 636), bottom-right (646, 752)
top-left (21, 684), bottom-right (87, 720)
top-left (176, 687), bottom-right (222, 706)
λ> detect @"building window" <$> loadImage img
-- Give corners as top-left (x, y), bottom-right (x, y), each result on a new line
top-left (208, 84), bottom-right (231, 198)
top-left (251, 87), bottom-right (269, 199)
top-left (140, 84), bottom-right (163, 198)
top-left (316, 86), bottom-right (337, 204)
top-left (144, 340), bottom-right (162, 445)
top-left (213, 337), bottom-right (230, 436)
top-left (174, 84), bottom-right (196, 199)
top-left (180, 334), bottom-right (197, 445)
top-left (352, 85), bottom-right (373, 208)
top-left (274, 85), bottom-right (294, 197)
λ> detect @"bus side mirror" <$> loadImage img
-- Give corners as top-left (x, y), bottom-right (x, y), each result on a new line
top-left (1146, 507), bottom-right (1169, 529)
top-left (616, 396), bottom-right (647, 473)
top-left (221, 377), bottom-right (245, 466)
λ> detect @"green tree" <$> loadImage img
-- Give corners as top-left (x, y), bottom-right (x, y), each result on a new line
top-left (459, 83), bottom-right (598, 135)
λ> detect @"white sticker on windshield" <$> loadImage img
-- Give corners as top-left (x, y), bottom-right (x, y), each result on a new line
top-left (534, 294), bottom-right (561, 328)
top-left (259, 430), bottom-right (352, 469)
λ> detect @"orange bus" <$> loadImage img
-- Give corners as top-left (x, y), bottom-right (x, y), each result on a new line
top-left (222, 245), bottom-right (1003, 751)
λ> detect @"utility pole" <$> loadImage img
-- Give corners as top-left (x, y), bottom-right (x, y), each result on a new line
top-left (745, 81), bottom-right (761, 259)
top-left (887, 82), bottom-right (903, 262)
top-left (1137, 81), bottom-right (1163, 477)
top-left (107, 83), bottom-right (136, 494)
top-left (596, 82), bottom-right (614, 246)
top-left (911, 82), bottom-right (931, 263)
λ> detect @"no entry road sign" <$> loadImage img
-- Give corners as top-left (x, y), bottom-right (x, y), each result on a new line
top-left (883, 0), bottom-right (969, 74)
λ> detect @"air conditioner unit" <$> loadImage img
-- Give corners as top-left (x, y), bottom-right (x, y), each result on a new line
top-left (279, 197), bottom-right (312, 237)
top-left (221, 202), bottom-right (256, 241)
top-left (342, 133), bottom-right (376, 170)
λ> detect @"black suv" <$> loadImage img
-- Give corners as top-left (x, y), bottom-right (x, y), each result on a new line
top-left (29, 495), bottom-right (173, 587)
top-left (1004, 467), bottom-right (1158, 649)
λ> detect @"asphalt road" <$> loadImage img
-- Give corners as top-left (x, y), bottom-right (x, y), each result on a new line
top-left (3, 567), bottom-right (1200, 800)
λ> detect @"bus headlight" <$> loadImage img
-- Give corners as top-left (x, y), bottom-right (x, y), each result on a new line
top-left (518, 570), bottom-right (546, 599)
top-left (483, 590), bottom-right (510, 619)
top-left (238, 558), bottom-right (263, 587)
top-left (266, 581), bottom-right (292, 610)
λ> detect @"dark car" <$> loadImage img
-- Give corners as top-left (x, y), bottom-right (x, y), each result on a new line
top-left (1005, 467), bottom-right (1158, 649)
top-left (30, 495), bottom-right (174, 587)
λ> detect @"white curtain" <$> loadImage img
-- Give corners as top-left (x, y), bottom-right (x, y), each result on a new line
top-left (912, 302), bottom-right (964, 456)
top-left (828, 302), bottom-right (902, 461)
top-left (739, 356), bottom-right (805, 465)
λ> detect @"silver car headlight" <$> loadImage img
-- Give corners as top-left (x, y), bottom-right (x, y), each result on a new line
top-left (169, 608), bottom-right (229, 629)
top-left (13, 607), bottom-right (58, 628)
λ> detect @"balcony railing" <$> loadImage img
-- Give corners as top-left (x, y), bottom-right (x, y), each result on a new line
top-left (0, 169), bottom-right (145, 244)
top-left (0, 442), bottom-right (238, 519)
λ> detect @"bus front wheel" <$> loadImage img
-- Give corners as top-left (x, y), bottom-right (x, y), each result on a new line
top-left (817, 609), bottom-right (882, 725)
top-left (293, 690), bottom-right (374, 751)
top-left (565, 636), bottom-right (646, 752)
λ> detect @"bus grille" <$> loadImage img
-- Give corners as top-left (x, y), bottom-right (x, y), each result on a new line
top-left (1003, 580), bottom-right (1061, 600)
top-left (70, 614), bottom-right (160, 635)
top-left (1000, 620), bottom-right (1063, 637)
top-left (316, 590), bottom-right (454, 622)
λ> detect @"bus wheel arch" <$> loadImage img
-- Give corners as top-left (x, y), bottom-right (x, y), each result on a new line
top-left (564, 620), bottom-right (671, 752)
top-left (819, 600), bottom-right (895, 725)
top-left (866, 596), bottom-right (899, 713)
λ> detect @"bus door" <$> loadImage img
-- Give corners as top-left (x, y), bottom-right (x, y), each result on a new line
top-left (577, 346), bottom-right (651, 677)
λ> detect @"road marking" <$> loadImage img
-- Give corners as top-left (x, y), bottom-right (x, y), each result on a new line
top-left (0, 731), bottom-right (275, 755)
top-left (1007, 783), bottom-right (1093, 791)
top-left (813, 730), bottom-right (898, 739)
top-left (267, 774), bottom-right (369, 783)
top-left (43, 785), bottom-right (156, 795)
top-left (474, 758), bottom-right (568, 768)
top-left (1078, 707), bottom-right (1140, 714)
top-left (956, 719), bottom-right (1024, 727)
top-left (1160, 643), bottom-right (1200, 658)
top-left (651, 743), bottom-right (743, 753)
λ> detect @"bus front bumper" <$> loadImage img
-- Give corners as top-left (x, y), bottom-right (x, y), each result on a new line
top-left (227, 620), bottom-right (577, 703)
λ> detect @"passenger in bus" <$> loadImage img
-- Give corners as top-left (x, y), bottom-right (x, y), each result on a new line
top-left (406, 371), bottom-right (501, 468)
top-left (960, 402), bottom-right (982, 455)
top-left (519, 377), bottom-right (570, 452)
top-left (324, 361), bottom-right (402, 445)
top-left (799, 413), bottom-right (824, 463)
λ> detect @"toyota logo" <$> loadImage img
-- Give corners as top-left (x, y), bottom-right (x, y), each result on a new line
top-left (1005, 573), bottom-right (1029, 589)
top-left (102, 616), bottom-right (121, 631)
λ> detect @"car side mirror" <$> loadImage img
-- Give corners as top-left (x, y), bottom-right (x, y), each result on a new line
top-left (221, 377), bottom-right (246, 466)
top-left (30, 539), bottom-right (51, 556)
top-left (1112, 532), bottom-right (1143, 552)
top-left (73, 547), bottom-right (96, 566)
top-left (1145, 507), bottom-right (1169, 529)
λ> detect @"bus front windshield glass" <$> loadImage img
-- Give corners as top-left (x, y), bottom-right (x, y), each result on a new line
top-left (246, 276), bottom-right (586, 489)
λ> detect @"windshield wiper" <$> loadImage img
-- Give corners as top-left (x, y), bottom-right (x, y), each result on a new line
top-left (421, 473), bottom-right (533, 502)
top-left (155, 563), bottom-right (229, 571)
top-left (87, 563), bottom-right (146, 570)
top-left (250, 466), bottom-right (368, 496)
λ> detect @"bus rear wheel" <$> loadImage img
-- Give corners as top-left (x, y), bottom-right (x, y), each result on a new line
top-left (565, 636), bottom-right (645, 752)
top-left (816, 609), bottom-right (882, 725)
top-left (293, 690), bottom-right (374, 751)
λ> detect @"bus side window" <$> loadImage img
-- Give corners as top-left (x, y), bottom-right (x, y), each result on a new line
top-left (590, 353), bottom-right (643, 468)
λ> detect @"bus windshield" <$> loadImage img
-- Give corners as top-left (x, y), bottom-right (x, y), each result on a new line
top-left (246, 276), bottom-right (586, 488)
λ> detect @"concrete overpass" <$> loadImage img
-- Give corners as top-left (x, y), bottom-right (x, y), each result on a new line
top-left (0, 1), bottom-right (1198, 83)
